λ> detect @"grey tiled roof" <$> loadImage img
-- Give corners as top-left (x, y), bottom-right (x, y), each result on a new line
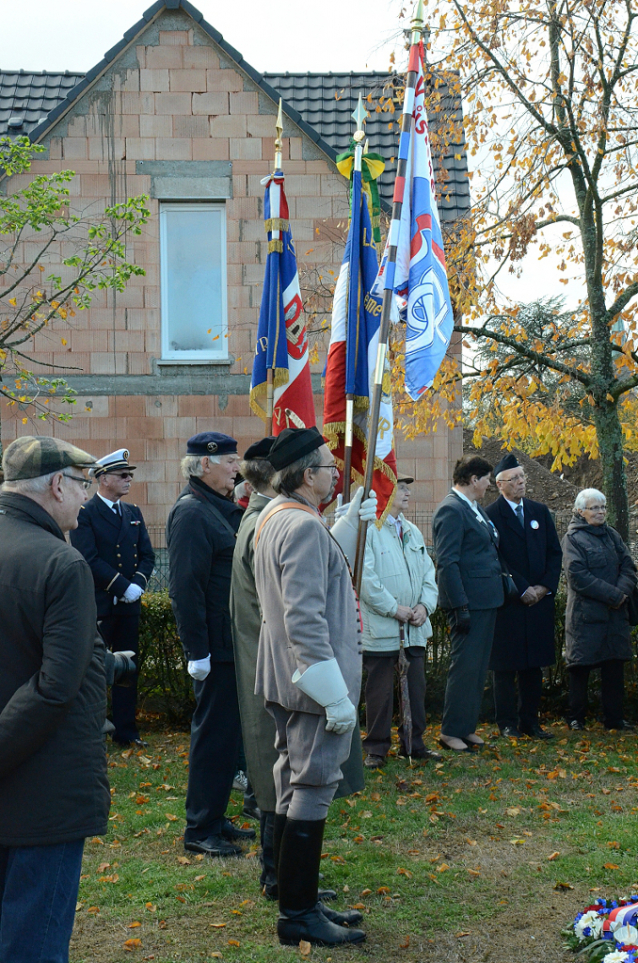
top-left (0, 2), bottom-right (469, 223)
top-left (264, 71), bottom-right (469, 222)
top-left (0, 71), bottom-right (84, 137)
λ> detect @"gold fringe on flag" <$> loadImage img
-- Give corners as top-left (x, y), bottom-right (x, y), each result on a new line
top-left (264, 218), bottom-right (290, 233)
top-left (267, 240), bottom-right (284, 254)
top-left (323, 419), bottom-right (397, 528)
top-left (249, 368), bottom-right (290, 422)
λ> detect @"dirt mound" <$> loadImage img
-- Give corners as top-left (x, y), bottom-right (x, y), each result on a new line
top-left (463, 429), bottom-right (578, 510)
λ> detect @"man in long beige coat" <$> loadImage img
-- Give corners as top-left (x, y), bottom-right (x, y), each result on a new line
top-left (254, 426), bottom-right (373, 949)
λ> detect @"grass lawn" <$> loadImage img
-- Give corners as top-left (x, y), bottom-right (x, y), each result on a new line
top-left (70, 721), bottom-right (638, 963)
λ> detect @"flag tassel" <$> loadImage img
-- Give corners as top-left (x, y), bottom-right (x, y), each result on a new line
top-left (353, 1), bottom-right (425, 594)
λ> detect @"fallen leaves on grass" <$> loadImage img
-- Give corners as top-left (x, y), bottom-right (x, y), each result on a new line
top-left (604, 863), bottom-right (620, 870)
top-left (548, 852), bottom-right (560, 861)
top-left (399, 935), bottom-right (410, 948)
top-left (554, 881), bottom-right (574, 890)
top-left (299, 940), bottom-right (311, 956)
top-left (123, 938), bottom-right (142, 950)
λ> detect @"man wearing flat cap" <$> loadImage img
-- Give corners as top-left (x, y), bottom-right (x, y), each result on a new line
top-left (0, 437), bottom-right (112, 960)
top-left (253, 426), bottom-right (376, 948)
top-left (166, 432), bottom-right (255, 859)
top-left (71, 448), bottom-right (155, 747)
top-left (360, 474), bottom-right (440, 768)
top-left (486, 453), bottom-right (562, 738)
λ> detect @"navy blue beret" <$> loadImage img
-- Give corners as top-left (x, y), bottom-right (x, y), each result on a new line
top-left (493, 452), bottom-right (520, 477)
top-left (268, 426), bottom-right (324, 470)
top-left (243, 436), bottom-right (275, 460)
top-left (186, 432), bottom-right (238, 456)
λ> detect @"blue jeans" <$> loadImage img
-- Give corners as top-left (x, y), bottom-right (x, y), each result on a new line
top-left (0, 840), bottom-right (85, 963)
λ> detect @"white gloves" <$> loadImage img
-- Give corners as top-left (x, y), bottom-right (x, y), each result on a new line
top-left (121, 583), bottom-right (144, 604)
top-left (292, 657), bottom-right (357, 735)
top-left (188, 655), bottom-right (211, 681)
top-left (335, 487), bottom-right (378, 524)
top-left (331, 487), bottom-right (378, 564)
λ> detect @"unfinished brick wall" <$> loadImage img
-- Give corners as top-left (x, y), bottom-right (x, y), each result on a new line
top-left (0, 8), bottom-right (461, 533)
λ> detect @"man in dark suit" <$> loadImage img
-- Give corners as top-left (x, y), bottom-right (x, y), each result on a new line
top-left (432, 456), bottom-right (504, 752)
top-left (70, 449), bottom-right (155, 746)
top-left (486, 454), bottom-right (562, 739)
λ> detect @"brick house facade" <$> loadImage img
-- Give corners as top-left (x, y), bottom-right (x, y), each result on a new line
top-left (0, 0), bottom-right (464, 535)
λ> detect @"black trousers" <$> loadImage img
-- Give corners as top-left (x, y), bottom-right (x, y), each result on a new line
top-left (99, 612), bottom-right (140, 743)
top-left (442, 609), bottom-right (497, 739)
top-left (362, 648), bottom-right (426, 757)
top-left (493, 667), bottom-right (543, 732)
top-left (568, 660), bottom-right (625, 728)
top-left (185, 661), bottom-right (242, 843)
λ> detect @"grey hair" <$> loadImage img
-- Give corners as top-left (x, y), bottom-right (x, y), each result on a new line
top-left (574, 488), bottom-right (606, 512)
top-left (272, 448), bottom-right (323, 495)
top-left (240, 457), bottom-right (276, 493)
top-left (180, 453), bottom-right (221, 479)
top-left (3, 469), bottom-right (61, 494)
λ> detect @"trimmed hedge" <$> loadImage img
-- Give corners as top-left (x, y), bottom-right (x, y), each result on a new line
top-left (137, 591), bottom-right (638, 725)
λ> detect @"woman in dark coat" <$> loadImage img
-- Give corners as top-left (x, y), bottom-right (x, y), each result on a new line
top-left (562, 488), bottom-right (637, 731)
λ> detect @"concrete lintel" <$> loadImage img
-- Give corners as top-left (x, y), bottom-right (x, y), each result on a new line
top-left (150, 176), bottom-right (232, 199)
top-left (135, 160), bottom-right (232, 177)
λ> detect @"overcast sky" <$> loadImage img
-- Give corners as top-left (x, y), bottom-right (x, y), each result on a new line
top-left (0, 0), bottom-right (403, 74)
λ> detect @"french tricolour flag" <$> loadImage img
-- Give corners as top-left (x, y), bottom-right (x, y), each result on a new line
top-left (323, 165), bottom-right (397, 520)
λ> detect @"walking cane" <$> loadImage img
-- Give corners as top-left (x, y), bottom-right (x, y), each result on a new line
top-left (398, 623), bottom-right (413, 765)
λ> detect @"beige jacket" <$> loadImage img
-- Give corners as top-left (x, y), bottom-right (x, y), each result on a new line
top-left (254, 494), bottom-right (363, 714)
top-left (360, 513), bottom-right (438, 653)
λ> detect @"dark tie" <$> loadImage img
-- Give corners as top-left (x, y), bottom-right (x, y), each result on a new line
top-left (515, 503), bottom-right (524, 529)
top-left (113, 503), bottom-right (121, 516)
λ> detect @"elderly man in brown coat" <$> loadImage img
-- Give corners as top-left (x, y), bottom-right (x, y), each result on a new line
top-left (254, 426), bottom-right (374, 949)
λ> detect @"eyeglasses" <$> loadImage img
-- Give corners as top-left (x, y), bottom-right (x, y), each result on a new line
top-left (313, 464), bottom-right (339, 475)
top-left (584, 505), bottom-right (606, 512)
top-left (63, 473), bottom-right (93, 491)
top-left (111, 472), bottom-right (135, 480)
top-left (501, 473), bottom-right (526, 483)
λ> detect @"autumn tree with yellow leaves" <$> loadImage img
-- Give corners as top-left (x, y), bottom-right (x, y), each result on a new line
top-left (401, 0), bottom-right (638, 540)
top-left (0, 137), bottom-right (148, 432)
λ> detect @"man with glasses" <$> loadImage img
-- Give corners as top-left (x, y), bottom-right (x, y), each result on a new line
top-left (486, 453), bottom-right (562, 739)
top-left (71, 449), bottom-right (155, 747)
top-left (0, 436), bottom-right (111, 963)
top-left (254, 427), bottom-right (374, 948)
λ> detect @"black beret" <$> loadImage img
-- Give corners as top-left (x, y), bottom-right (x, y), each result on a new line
top-left (268, 427), bottom-right (325, 471)
top-left (243, 436), bottom-right (275, 460)
top-left (493, 452), bottom-right (520, 477)
top-left (186, 432), bottom-right (238, 456)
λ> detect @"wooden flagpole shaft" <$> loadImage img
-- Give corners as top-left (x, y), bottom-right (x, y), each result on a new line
top-left (352, 2), bottom-right (424, 594)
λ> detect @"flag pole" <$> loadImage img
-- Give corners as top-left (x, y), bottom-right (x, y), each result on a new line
top-left (352, 0), bottom-right (424, 593)
top-left (342, 94), bottom-right (367, 503)
top-left (266, 99), bottom-right (284, 435)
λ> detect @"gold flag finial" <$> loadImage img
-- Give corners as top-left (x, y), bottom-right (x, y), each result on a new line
top-left (274, 98), bottom-right (284, 171)
top-left (352, 92), bottom-right (368, 144)
top-left (411, 0), bottom-right (425, 43)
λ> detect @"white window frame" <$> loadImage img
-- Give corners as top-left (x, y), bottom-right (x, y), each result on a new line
top-left (159, 201), bottom-right (228, 363)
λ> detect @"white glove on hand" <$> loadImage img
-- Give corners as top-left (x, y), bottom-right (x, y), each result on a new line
top-left (188, 656), bottom-right (211, 681)
top-left (121, 583), bottom-right (144, 604)
top-left (292, 658), bottom-right (357, 735)
top-left (330, 487), bottom-right (377, 564)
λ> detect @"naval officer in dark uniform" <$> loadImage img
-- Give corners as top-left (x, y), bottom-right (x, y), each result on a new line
top-left (70, 449), bottom-right (155, 746)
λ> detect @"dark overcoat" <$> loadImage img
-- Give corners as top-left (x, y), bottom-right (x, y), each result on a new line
top-left (562, 517), bottom-right (637, 666)
top-left (486, 495), bottom-right (562, 671)
top-left (0, 492), bottom-right (110, 846)
top-left (71, 494), bottom-right (155, 618)
top-left (166, 477), bottom-right (244, 662)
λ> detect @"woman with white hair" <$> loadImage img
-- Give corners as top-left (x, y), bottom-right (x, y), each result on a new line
top-left (561, 488), bottom-right (637, 731)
